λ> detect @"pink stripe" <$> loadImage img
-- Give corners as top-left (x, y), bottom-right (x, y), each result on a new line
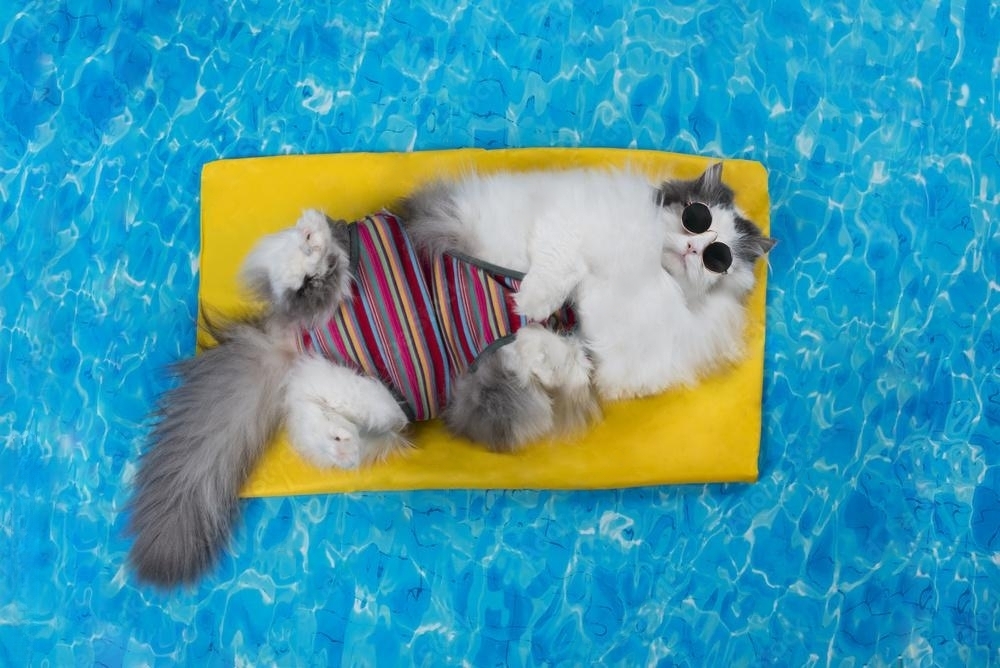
top-left (454, 260), bottom-right (480, 365)
top-left (470, 269), bottom-right (492, 352)
top-left (360, 226), bottom-right (410, 395)
top-left (379, 218), bottom-right (433, 417)
top-left (379, 221), bottom-right (428, 415)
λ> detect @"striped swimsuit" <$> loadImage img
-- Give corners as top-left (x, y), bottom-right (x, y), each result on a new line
top-left (299, 212), bottom-right (576, 421)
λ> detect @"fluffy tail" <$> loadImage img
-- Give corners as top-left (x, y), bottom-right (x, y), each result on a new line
top-left (127, 318), bottom-right (295, 587)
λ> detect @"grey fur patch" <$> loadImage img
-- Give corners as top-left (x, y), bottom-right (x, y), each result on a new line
top-left (656, 162), bottom-right (735, 207)
top-left (127, 317), bottom-right (293, 587)
top-left (733, 215), bottom-right (777, 262)
top-left (444, 347), bottom-right (555, 452)
top-left (326, 215), bottom-right (352, 255)
top-left (272, 217), bottom-right (353, 326)
top-left (240, 269), bottom-right (277, 305)
top-left (397, 181), bottom-right (469, 259)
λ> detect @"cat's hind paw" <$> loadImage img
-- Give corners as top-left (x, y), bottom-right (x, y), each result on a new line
top-left (289, 407), bottom-right (367, 469)
top-left (287, 391), bottom-right (410, 470)
top-left (285, 357), bottom-right (410, 470)
top-left (511, 325), bottom-right (593, 392)
top-left (509, 326), bottom-right (600, 437)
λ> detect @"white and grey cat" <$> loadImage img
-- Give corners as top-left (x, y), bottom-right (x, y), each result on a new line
top-left (127, 163), bottom-right (775, 586)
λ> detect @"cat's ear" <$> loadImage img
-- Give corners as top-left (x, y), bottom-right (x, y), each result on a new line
top-left (656, 162), bottom-right (730, 207)
top-left (693, 162), bottom-right (734, 205)
top-left (698, 162), bottom-right (724, 189)
top-left (758, 236), bottom-right (778, 254)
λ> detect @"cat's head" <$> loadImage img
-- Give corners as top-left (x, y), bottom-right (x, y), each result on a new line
top-left (656, 162), bottom-right (775, 302)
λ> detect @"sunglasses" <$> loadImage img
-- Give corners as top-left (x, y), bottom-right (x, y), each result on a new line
top-left (682, 202), bottom-right (733, 274)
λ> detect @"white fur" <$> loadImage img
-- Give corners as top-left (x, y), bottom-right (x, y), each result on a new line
top-left (284, 354), bottom-right (408, 469)
top-left (439, 168), bottom-right (757, 400)
top-left (241, 209), bottom-right (344, 303)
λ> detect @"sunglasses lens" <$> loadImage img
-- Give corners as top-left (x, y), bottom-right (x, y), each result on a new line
top-left (704, 242), bottom-right (732, 273)
top-left (682, 202), bottom-right (712, 234)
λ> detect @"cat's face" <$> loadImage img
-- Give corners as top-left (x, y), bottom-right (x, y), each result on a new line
top-left (656, 163), bottom-right (775, 301)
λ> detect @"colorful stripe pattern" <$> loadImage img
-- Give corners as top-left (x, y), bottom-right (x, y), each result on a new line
top-left (299, 212), bottom-right (576, 421)
top-left (299, 213), bottom-right (449, 421)
top-left (431, 252), bottom-right (527, 377)
top-left (431, 251), bottom-right (577, 376)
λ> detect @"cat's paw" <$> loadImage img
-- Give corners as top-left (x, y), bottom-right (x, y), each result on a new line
top-left (294, 209), bottom-right (334, 260)
top-left (240, 209), bottom-right (343, 302)
top-left (288, 395), bottom-right (409, 470)
top-left (290, 407), bottom-right (366, 469)
top-left (243, 209), bottom-right (353, 324)
top-left (513, 254), bottom-right (584, 322)
top-left (513, 284), bottom-right (564, 322)
top-left (445, 347), bottom-right (556, 452)
top-left (285, 357), bottom-right (410, 470)
top-left (511, 325), bottom-right (592, 391)
top-left (272, 209), bottom-right (337, 290)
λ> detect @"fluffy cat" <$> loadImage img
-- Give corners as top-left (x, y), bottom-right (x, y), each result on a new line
top-left (127, 162), bottom-right (775, 586)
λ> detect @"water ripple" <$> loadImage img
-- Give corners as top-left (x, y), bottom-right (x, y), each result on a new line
top-left (2, 0), bottom-right (999, 665)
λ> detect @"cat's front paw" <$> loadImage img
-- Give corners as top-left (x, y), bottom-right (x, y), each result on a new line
top-left (294, 209), bottom-right (334, 260)
top-left (272, 209), bottom-right (338, 291)
top-left (240, 208), bottom-right (347, 307)
top-left (513, 284), bottom-right (564, 322)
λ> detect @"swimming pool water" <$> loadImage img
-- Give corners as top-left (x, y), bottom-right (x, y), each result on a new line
top-left (2, 0), bottom-right (998, 665)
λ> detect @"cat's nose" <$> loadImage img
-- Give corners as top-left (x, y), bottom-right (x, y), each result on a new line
top-left (686, 231), bottom-right (719, 253)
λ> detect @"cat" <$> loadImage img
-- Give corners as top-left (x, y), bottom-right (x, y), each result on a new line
top-left (127, 162), bottom-right (775, 586)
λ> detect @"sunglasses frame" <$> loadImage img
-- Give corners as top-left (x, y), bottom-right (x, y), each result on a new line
top-left (681, 201), bottom-right (733, 275)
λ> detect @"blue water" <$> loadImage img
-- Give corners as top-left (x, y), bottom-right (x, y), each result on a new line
top-left (2, 0), bottom-right (998, 665)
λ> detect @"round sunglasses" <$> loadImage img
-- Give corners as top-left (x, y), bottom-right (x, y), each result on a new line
top-left (682, 202), bottom-right (733, 274)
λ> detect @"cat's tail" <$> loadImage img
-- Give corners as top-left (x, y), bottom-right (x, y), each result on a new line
top-left (127, 316), bottom-right (296, 587)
